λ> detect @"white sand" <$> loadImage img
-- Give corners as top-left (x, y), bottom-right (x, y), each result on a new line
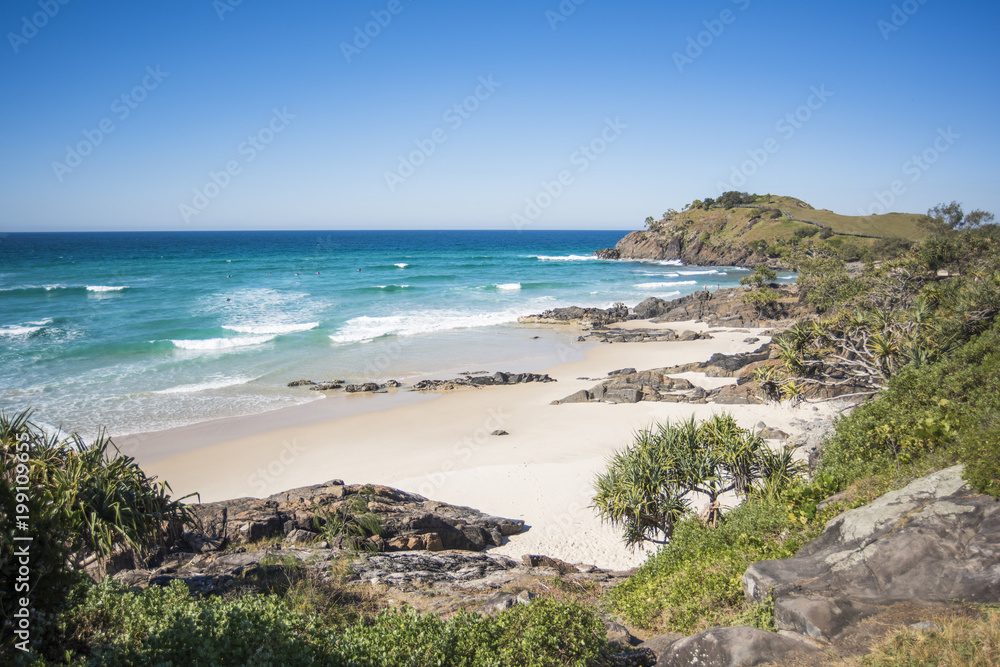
top-left (141, 321), bottom-right (844, 571)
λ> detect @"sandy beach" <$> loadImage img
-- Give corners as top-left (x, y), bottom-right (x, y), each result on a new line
top-left (138, 320), bottom-right (844, 570)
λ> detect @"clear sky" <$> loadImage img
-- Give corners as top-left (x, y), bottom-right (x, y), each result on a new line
top-left (1, 0), bottom-right (998, 231)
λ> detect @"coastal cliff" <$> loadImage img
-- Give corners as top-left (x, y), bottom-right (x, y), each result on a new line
top-left (595, 193), bottom-right (928, 268)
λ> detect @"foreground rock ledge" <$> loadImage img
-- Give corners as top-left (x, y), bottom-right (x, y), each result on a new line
top-left (182, 479), bottom-right (524, 554)
top-left (744, 465), bottom-right (1000, 643)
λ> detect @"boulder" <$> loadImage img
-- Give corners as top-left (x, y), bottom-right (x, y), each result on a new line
top-left (655, 626), bottom-right (819, 666)
top-left (743, 466), bottom-right (1000, 642)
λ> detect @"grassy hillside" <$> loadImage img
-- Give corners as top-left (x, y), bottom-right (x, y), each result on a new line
top-left (625, 193), bottom-right (930, 267)
top-left (756, 195), bottom-right (929, 239)
top-left (662, 193), bottom-right (928, 244)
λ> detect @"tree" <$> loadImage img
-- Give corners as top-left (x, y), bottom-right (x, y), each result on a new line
top-left (927, 201), bottom-right (997, 230)
top-left (740, 264), bottom-right (780, 320)
top-left (592, 415), bottom-right (793, 548)
top-left (644, 216), bottom-right (656, 229)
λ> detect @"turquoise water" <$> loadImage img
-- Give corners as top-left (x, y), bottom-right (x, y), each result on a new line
top-left (0, 231), bottom-right (786, 437)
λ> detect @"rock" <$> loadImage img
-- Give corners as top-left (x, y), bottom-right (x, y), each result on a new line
top-left (476, 590), bottom-right (537, 614)
top-left (595, 247), bottom-right (621, 260)
top-left (677, 330), bottom-right (701, 341)
top-left (743, 466), bottom-right (1000, 642)
top-left (286, 379), bottom-right (314, 387)
top-left (310, 383), bottom-right (343, 391)
top-left (353, 551), bottom-right (522, 590)
top-left (632, 297), bottom-right (672, 319)
top-left (344, 382), bottom-right (380, 393)
top-left (490, 430), bottom-right (509, 436)
top-left (383, 379), bottom-right (401, 388)
top-left (609, 367), bottom-right (637, 376)
top-left (655, 626), bottom-right (819, 666)
top-left (553, 389), bottom-right (590, 405)
top-left (521, 554), bottom-right (578, 574)
top-left (638, 633), bottom-right (684, 660)
top-left (286, 529), bottom-right (319, 545)
top-left (758, 427), bottom-right (789, 440)
top-left (412, 372), bottom-right (555, 392)
top-left (179, 480), bottom-right (523, 554)
top-left (602, 618), bottom-right (637, 646)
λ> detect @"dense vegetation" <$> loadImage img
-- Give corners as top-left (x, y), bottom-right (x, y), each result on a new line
top-left (602, 202), bottom-right (1000, 639)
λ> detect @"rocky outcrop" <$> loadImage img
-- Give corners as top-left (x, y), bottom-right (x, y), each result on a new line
top-left (552, 344), bottom-right (777, 406)
top-left (181, 480), bottom-right (524, 554)
top-left (411, 372), bottom-right (555, 392)
top-left (602, 230), bottom-right (777, 268)
top-left (286, 372), bottom-right (555, 394)
top-left (519, 287), bottom-right (814, 330)
top-left (517, 303), bottom-right (630, 326)
top-left (653, 626), bottom-right (819, 666)
top-left (743, 466), bottom-right (1000, 643)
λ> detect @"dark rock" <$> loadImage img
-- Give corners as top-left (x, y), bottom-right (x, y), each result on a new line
top-left (310, 382), bottom-right (343, 391)
top-left (553, 389), bottom-right (590, 404)
top-left (383, 379), bottom-right (401, 388)
top-left (412, 372), bottom-right (555, 392)
top-left (603, 618), bottom-right (638, 646)
top-left (522, 554), bottom-right (579, 574)
top-left (476, 590), bottom-right (537, 614)
top-left (656, 626), bottom-right (819, 666)
top-left (490, 430), bottom-right (509, 436)
top-left (609, 367), bottom-right (637, 376)
top-left (758, 427), bottom-right (789, 440)
top-left (639, 633), bottom-right (684, 660)
top-left (286, 379), bottom-right (314, 387)
top-left (595, 247), bottom-right (621, 260)
top-left (344, 382), bottom-right (380, 393)
top-left (286, 529), bottom-right (319, 545)
top-left (743, 466), bottom-right (1000, 642)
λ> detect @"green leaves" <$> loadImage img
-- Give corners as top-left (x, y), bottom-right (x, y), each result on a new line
top-left (593, 414), bottom-right (800, 548)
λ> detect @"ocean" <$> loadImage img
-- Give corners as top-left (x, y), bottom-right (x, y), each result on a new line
top-left (0, 230), bottom-right (789, 438)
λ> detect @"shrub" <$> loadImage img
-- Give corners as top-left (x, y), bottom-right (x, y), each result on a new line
top-left (593, 415), bottom-right (792, 548)
top-left (608, 499), bottom-right (798, 633)
top-left (55, 580), bottom-right (608, 667)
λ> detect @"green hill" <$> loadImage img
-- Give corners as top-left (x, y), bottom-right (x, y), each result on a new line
top-left (603, 193), bottom-right (930, 267)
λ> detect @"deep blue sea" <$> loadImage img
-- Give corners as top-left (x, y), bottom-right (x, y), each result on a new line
top-left (0, 231), bottom-right (790, 437)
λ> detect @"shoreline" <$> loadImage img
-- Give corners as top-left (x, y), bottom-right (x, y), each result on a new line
top-left (139, 318), bottom-right (845, 570)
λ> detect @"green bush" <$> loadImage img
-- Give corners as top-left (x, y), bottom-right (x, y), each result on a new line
top-left (819, 319), bottom-right (1000, 491)
top-left (608, 499), bottom-right (798, 633)
top-left (47, 580), bottom-right (608, 666)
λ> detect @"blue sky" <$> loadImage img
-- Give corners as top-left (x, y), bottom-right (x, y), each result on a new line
top-left (1, 0), bottom-right (998, 231)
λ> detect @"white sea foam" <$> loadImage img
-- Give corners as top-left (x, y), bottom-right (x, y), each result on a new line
top-left (375, 284), bottom-right (410, 289)
top-left (529, 254), bottom-right (598, 261)
top-left (153, 376), bottom-right (254, 395)
top-left (0, 324), bottom-right (43, 336)
top-left (86, 285), bottom-right (129, 292)
top-left (658, 259), bottom-right (684, 266)
top-left (495, 283), bottom-right (521, 290)
top-left (170, 335), bottom-right (277, 350)
top-left (633, 281), bottom-right (698, 288)
top-left (638, 272), bottom-right (680, 278)
top-left (329, 308), bottom-right (527, 344)
top-left (677, 270), bottom-right (719, 276)
top-left (394, 263), bottom-right (409, 268)
top-left (223, 322), bottom-right (319, 335)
